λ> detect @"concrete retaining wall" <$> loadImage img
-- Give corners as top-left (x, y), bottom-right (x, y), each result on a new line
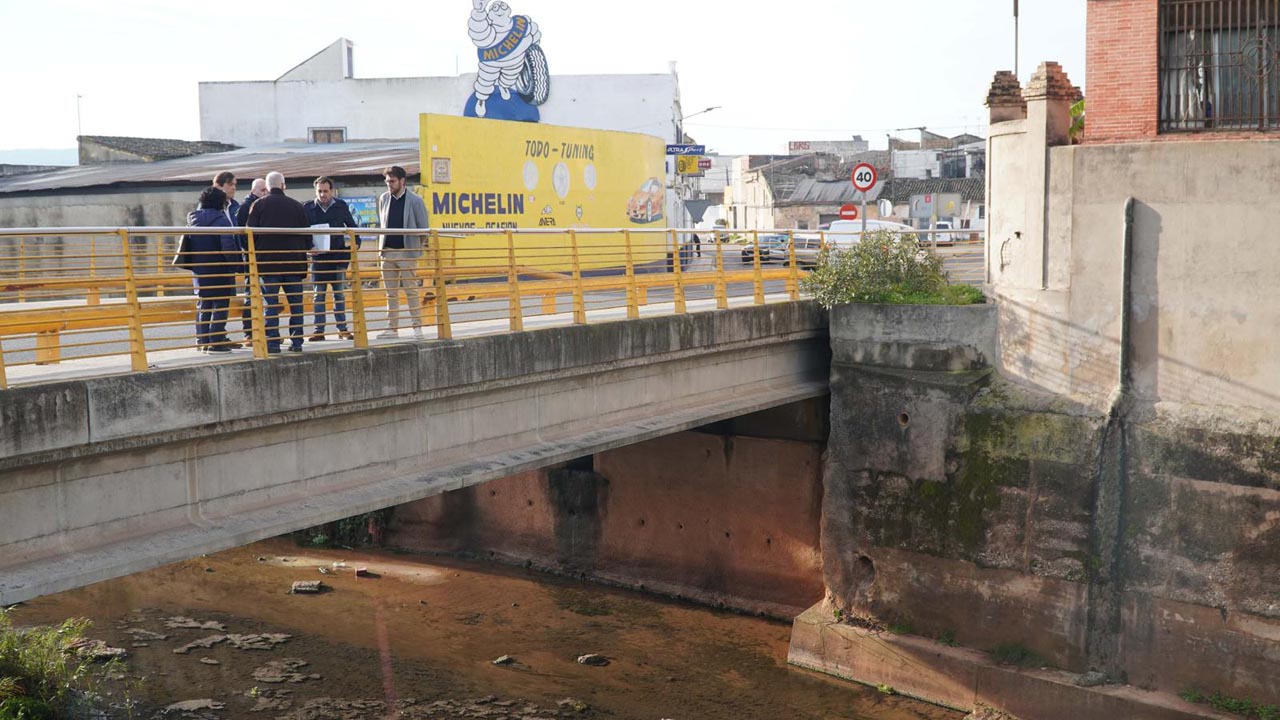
top-left (807, 301), bottom-right (1280, 711)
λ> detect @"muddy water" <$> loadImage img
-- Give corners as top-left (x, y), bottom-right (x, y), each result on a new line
top-left (14, 540), bottom-right (961, 720)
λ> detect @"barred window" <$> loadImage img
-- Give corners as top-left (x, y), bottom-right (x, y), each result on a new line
top-left (1159, 0), bottom-right (1280, 131)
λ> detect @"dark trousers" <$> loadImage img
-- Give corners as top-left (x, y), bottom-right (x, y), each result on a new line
top-left (240, 276), bottom-right (254, 337)
top-left (194, 274), bottom-right (232, 347)
top-left (311, 262), bottom-right (348, 333)
top-left (260, 274), bottom-right (304, 348)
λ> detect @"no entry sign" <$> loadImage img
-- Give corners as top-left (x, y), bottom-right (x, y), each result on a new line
top-left (839, 204), bottom-right (859, 221)
top-left (851, 162), bottom-right (877, 193)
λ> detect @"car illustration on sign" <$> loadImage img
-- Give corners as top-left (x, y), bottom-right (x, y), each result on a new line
top-left (627, 177), bottom-right (665, 223)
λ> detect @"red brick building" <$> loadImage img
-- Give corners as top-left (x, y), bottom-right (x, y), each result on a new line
top-left (1087, 0), bottom-right (1280, 143)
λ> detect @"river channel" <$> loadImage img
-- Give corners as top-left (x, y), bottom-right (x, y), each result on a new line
top-left (13, 540), bottom-right (961, 720)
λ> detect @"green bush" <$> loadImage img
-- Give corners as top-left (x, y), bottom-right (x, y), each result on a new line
top-left (0, 609), bottom-right (118, 719)
top-left (800, 229), bottom-right (984, 307)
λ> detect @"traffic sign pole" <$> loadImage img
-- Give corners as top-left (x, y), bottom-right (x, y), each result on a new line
top-left (850, 162), bottom-right (878, 239)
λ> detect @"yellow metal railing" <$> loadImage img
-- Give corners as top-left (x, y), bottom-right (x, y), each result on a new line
top-left (0, 226), bottom-right (986, 389)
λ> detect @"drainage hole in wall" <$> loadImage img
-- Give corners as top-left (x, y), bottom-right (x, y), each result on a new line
top-left (897, 412), bottom-right (910, 428)
top-left (526, 499), bottom-right (534, 507)
top-left (765, 537), bottom-right (772, 546)
top-left (724, 531), bottom-right (731, 539)
top-left (489, 489), bottom-right (497, 497)
top-left (677, 523), bottom-right (685, 530)
top-left (638, 518), bottom-right (646, 527)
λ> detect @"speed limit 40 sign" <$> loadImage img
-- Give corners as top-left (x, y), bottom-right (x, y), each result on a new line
top-left (851, 162), bottom-right (877, 192)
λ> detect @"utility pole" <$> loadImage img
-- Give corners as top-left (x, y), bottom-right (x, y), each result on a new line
top-left (1014, 0), bottom-right (1020, 79)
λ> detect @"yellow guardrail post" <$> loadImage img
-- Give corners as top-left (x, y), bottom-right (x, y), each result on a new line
top-left (623, 229), bottom-right (639, 320)
top-left (713, 229), bottom-right (727, 309)
top-left (670, 229), bottom-right (687, 314)
top-left (569, 229), bottom-right (586, 324)
top-left (118, 229), bottom-right (149, 372)
top-left (0, 336), bottom-right (8, 389)
top-left (751, 230), bottom-right (765, 305)
top-left (154, 236), bottom-right (166, 296)
top-left (431, 230), bottom-right (452, 340)
top-left (17, 236), bottom-right (26, 302)
top-left (786, 229), bottom-right (801, 300)
top-left (87, 235), bottom-right (100, 306)
top-left (347, 229), bottom-right (369, 348)
top-left (245, 230), bottom-right (268, 359)
top-left (505, 229), bottom-right (523, 332)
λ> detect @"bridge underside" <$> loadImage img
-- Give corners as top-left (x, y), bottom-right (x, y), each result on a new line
top-left (0, 303), bottom-right (828, 605)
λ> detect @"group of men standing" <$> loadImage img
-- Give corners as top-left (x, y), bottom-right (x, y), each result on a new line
top-left (201, 166), bottom-right (430, 354)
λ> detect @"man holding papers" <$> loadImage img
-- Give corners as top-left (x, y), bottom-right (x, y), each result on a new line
top-left (304, 176), bottom-right (360, 341)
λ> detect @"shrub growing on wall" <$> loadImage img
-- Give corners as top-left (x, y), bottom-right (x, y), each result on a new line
top-left (801, 229), bottom-right (983, 307)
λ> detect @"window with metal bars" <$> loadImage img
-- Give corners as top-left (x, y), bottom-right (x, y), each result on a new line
top-left (1159, 0), bottom-right (1280, 131)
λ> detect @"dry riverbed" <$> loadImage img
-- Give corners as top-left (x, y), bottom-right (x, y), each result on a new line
top-left (13, 539), bottom-right (961, 720)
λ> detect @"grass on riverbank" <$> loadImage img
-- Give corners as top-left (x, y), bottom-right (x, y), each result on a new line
top-left (0, 609), bottom-right (121, 719)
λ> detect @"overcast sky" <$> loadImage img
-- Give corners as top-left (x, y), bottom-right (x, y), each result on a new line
top-left (0, 0), bottom-right (1086, 156)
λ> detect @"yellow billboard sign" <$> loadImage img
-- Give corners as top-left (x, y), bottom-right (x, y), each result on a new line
top-left (676, 155), bottom-right (703, 175)
top-left (419, 114), bottom-right (667, 230)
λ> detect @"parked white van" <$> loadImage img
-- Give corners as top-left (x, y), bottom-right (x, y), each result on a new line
top-left (791, 219), bottom-right (919, 267)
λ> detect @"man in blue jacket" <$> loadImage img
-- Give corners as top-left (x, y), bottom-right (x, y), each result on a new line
top-left (304, 176), bottom-right (360, 341)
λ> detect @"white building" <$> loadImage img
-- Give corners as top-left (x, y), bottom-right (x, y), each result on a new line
top-left (199, 39), bottom-right (683, 148)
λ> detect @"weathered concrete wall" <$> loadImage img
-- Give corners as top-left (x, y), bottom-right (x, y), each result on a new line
top-left (0, 303), bottom-right (829, 605)
top-left (811, 302), bottom-right (1280, 707)
top-left (990, 71), bottom-right (1280, 416)
top-left (387, 415), bottom-right (826, 618)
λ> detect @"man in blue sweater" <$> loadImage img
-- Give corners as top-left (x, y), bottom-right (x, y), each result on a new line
top-left (303, 176), bottom-right (360, 341)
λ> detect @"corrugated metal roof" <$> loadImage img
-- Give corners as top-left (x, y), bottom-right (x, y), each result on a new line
top-left (0, 142), bottom-right (419, 195)
top-left (780, 178), bottom-right (884, 206)
top-left (79, 135), bottom-right (239, 161)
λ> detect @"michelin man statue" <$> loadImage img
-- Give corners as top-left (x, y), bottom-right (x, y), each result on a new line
top-left (468, 0), bottom-right (544, 120)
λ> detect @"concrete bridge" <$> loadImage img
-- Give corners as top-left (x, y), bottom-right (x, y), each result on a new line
top-left (0, 302), bottom-right (828, 605)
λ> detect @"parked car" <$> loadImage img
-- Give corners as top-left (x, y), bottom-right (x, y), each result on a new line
top-left (930, 220), bottom-right (956, 246)
top-left (739, 233), bottom-right (791, 264)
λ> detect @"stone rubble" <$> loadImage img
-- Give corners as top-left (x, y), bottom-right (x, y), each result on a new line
top-left (252, 658), bottom-right (322, 684)
top-left (164, 617), bottom-right (228, 632)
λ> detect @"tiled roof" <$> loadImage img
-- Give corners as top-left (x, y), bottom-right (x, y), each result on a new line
top-left (880, 177), bottom-right (985, 205)
top-left (79, 135), bottom-right (240, 161)
top-left (0, 142), bottom-right (420, 195)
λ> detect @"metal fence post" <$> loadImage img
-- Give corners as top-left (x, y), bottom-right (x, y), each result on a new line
top-left (17, 236), bottom-right (25, 302)
top-left (118, 229), bottom-right (149, 372)
top-left (569, 229), bottom-right (586, 324)
top-left (623, 229), bottom-right (639, 320)
top-left (505, 229), bottom-right (523, 332)
top-left (245, 230), bottom-right (268, 359)
top-left (154, 236), bottom-right (166, 296)
top-left (431, 230), bottom-right (452, 340)
top-left (346, 229), bottom-right (369, 348)
top-left (670, 229), bottom-right (686, 314)
top-left (713, 229), bottom-right (727, 309)
top-left (751, 230), bottom-right (765, 305)
top-left (0, 336), bottom-right (8, 389)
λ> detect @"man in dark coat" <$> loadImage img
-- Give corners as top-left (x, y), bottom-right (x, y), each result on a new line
top-left (246, 171), bottom-right (310, 353)
top-left (303, 176), bottom-right (360, 341)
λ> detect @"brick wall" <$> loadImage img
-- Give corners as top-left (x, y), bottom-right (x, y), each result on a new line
top-left (1086, 0), bottom-right (1280, 144)
top-left (1086, 0), bottom-right (1160, 143)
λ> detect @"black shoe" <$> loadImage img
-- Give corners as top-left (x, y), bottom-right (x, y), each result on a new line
top-left (207, 345), bottom-right (233, 353)
top-left (288, 344), bottom-right (303, 352)
top-left (267, 344), bottom-right (281, 354)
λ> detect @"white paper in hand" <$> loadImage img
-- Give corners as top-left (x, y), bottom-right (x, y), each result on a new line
top-left (311, 223), bottom-right (331, 252)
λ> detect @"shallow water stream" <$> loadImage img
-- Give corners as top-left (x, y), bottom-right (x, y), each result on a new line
top-left (14, 539), bottom-right (961, 720)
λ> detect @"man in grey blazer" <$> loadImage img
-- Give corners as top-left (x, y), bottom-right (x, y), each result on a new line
top-left (377, 165), bottom-right (429, 339)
